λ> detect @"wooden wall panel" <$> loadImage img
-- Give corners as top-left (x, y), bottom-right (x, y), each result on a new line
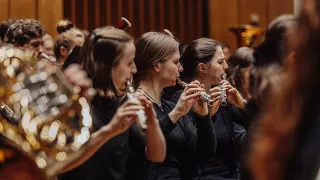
top-left (208, 0), bottom-right (294, 51)
top-left (268, 0), bottom-right (294, 23)
top-left (238, 0), bottom-right (268, 27)
top-left (0, 0), bottom-right (63, 37)
top-left (38, 0), bottom-right (63, 37)
top-left (208, 0), bottom-right (239, 51)
top-left (0, 0), bottom-right (293, 48)
top-left (62, 0), bottom-right (206, 43)
top-left (10, 0), bottom-right (37, 19)
top-left (0, 0), bottom-right (9, 22)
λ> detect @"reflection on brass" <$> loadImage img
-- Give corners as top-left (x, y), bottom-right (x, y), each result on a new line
top-left (229, 25), bottom-right (264, 48)
top-left (0, 46), bottom-right (93, 179)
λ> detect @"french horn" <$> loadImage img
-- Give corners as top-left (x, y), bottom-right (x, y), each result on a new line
top-left (0, 45), bottom-right (93, 179)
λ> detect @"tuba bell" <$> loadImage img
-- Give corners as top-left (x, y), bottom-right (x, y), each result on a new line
top-left (0, 45), bottom-right (93, 179)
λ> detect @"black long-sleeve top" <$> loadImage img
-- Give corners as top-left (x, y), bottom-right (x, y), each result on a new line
top-left (59, 95), bottom-right (146, 180)
top-left (171, 90), bottom-right (247, 180)
top-left (125, 98), bottom-right (216, 180)
top-left (151, 99), bottom-right (216, 180)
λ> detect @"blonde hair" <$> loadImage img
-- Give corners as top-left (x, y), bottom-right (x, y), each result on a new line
top-left (134, 32), bottom-right (179, 86)
top-left (54, 30), bottom-right (76, 60)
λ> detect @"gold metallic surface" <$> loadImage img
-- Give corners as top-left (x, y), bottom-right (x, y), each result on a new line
top-left (0, 45), bottom-right (93, 179)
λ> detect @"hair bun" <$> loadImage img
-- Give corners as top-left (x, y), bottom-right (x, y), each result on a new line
top-left (56, 19), bottom-right (74, 34)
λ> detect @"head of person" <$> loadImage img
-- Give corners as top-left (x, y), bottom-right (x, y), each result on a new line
top-left (5, 19), bottom-right (45, 55)
top-left (227, 47), bottom-right (254, 99)
top-left (56, 19), bottom-right (85, 47)
top-left (254, 14), bottom-right (296, 68)
top-left (42, 34), bottom-right (54, 57)
top-left (134, 32), bottom-right (181, 89)
top-left (0, 19), bottom-right (16, 45)
top-left (221, 43), bottom-right (231, 60)
top-left (81, 26), bottom-right (135, 98)
top-left (54, 31), bottom-right (76, 63)
top-left (247, 3), bottom-right (320, 179)
top-left (180, 38), bottom-right (228, 86)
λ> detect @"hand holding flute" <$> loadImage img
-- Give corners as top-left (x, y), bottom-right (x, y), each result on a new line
top-left (174, 79), bottom-right (209, 117)
top-left (209, 73), bottom-right (247, 112)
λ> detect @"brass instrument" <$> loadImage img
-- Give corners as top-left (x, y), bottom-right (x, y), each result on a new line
top-left (0, 45), bottom-right (93, 179)
top-left (229, 25), bottom-right (264, 48)
top-left (177, 79), bottom-right (214, 106)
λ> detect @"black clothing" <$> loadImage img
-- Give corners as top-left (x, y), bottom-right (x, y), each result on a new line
top-left (125, 98), bottom-right (216, 180)
top-left (152, 99), bottom-right (215, 180)
top-left (62, 46), bottom-right (82, 70)
top-left (59, 95), bottom-right (146, 180)
top-left (284, 111), bottom-right (320, 180)
top-left (171, 90), bottom-right (247, 180)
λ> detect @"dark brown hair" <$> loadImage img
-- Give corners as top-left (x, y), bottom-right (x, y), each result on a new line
top-left (227, 47), bottom-right (254, 99)
top-left (5, 19), bottom-right (45, 46)
top-left (0, 19), bottom-right (16, 42)
top-left (253, 15), bottom-right (296, 67)
top-left (80, 26), bottom-right (132, 97)
top-left (56, 19), bottom-right (74, 34)
top-left (180, 38), bottom-right (221, 82)
top-left (247, 1), bottom-right (320, 179)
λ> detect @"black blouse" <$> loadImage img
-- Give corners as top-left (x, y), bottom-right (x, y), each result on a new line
top-left (59, 95), bottom-right (146, 180)
top-left (171, 90), bottom-right (247, 180)
top-left (149, 99), bottom-right (216, 180)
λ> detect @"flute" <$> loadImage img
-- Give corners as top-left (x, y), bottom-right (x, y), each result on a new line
top-left (220, 73), bottom-right (227, 106)
top-left (126, 79), bottom-right (147, 129)
top-left (177, 78), bottom-right (214, 106)
top-left (41, 52), bottom-right (57, 63)
top-left (116, 17), bottom-right (132, 31)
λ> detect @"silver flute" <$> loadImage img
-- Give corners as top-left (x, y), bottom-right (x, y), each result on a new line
top-left (220, 73), bottom-right (227, 106)
top-left (177, 78), bottom-right (214, 106)
top-left (41, 52), bottom-right (57, 63)
top-left (126, 79), bottom-right (147, 129)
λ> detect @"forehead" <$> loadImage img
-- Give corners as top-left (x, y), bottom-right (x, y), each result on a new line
top-left (166, 49), bottom-right (180, 61)
top-left (123, 41), bottom-right (135, 55)
top-left (213, 46), bottom-right (224, 59)
top-left (117, 41), bottom-right (135, 63)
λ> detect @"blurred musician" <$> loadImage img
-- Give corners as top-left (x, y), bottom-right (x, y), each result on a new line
top-left (226, 47), bottom-right (254, 100)
top-left (245, 0), bottom-right (320, 179)
top-left (42, 34), bottom-right (55, 58)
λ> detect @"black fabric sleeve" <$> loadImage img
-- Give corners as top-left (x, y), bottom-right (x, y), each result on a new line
top-left (194, 113), bottom-right (217, 158)
top-left (128, 122), bottom-right (147, 156)
top-left (233, 122), bottom-right (247, 157)
top-left (158, 114), bottom-right (177, 136)
top-left (230, 105), bottom-right (249, 130)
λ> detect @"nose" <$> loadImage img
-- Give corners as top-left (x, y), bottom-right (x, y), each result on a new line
top-left (223, 60), bottom-right (228, 70)
top-left (178, 62), bottom-right (184, 72)
top-left (38, 45), bottom-right (43, 54)
top-left (131, 62), bottom-right (137, 74)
